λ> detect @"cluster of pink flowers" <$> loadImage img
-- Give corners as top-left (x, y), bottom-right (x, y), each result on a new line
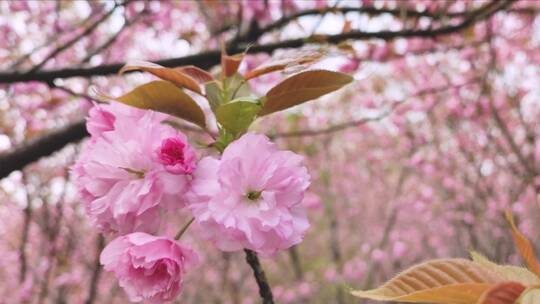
top-left (72, 103), bottom-right (311, 303)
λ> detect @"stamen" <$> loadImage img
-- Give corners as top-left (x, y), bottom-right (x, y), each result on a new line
top-left (246, 190), bottom-right (262, 201)
top-left (120, 167), bottom-right (145, 178)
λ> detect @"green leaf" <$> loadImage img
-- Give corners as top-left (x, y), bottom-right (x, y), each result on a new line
top-left (216, 98), bottom-right (261, 135)
top-left (213, 127), bottom-right (235, 153)
top-left (99, 80), bottom-right (206, 128)
top-left (259, 70), bottom-right (353, 116)
top-left (205, 81), bottom-right (224, 111)
top-left (223, 73), bottom-right (251, 102)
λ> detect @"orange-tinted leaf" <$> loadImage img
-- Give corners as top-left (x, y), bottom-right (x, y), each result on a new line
top-left (119, 60), bottom-right (202, 94)
top-left (97, 80), bottom-right (206, 128)
top-left (221, 41), bottom-right (243, 78)
top-left (517, 287), bottom-right (540, 304)
top-left (351, 259), bottom-right (504, 303)
top-left (244, 51), bottom-right (324, 80)
top-left (471, 252), bottom-right (540, 285)
top-left (175, 65), bottom-right (214, 84)
top-left (506, 211), bottom-right (540, 277)
top-left (477, 282), bottom-right (526, 304)
top-left (259, 70), bottom-right (353, 116)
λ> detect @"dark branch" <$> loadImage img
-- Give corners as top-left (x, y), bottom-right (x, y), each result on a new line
top-left (260, 5), bottom-right (475, 34)
top-left (244, 249), bottom-right (274, 304)
top-left (19, 173), bottom-right (32, 283)
top-left (0, 121), bottom-right (87, 179)
top-left (0, 0), bottom-right (512, 85)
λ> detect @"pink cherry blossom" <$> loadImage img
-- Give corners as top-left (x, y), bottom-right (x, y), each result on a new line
top-left (71, 103), bottom-right (195, 234)
top-left (86, 103), bottom-right (115, 137)
top-left (100, 233), bottom-right (198, 303)
top-left (188, 132), bottom-right (310, 256)
top-left (156, 135), bottom-right (197, 175)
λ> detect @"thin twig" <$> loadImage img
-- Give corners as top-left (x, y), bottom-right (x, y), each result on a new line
top-left (174, 217), bottom-right (195, 240)
top-left (288, 246), bottom-right (303, 280)
top-left (19, 172), bottom-right (32, 283)
top-left (85, 234), bottom-right (105, 304)
top-left (244, 249), bottom-right (274, 304)
top-left (272, 78), bottom-right (480, 139)
top-left (80, 9), bottom-right (146, 64)
top-left (28, 1), bottom-right (123, 73)
top-left (9, 5), bottom-right (103, 70)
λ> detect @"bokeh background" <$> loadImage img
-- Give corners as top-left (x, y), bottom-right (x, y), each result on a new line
top-left (1, 0), bottom-right (540, 303)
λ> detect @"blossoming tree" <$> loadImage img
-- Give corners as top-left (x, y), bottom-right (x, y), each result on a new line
top-left (1, 0), bottom-right (540, 303)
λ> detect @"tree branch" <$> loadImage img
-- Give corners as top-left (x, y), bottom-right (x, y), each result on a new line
top-left (0, 0), bottom-right (512, 85)
top-left (80, 7), bottom-right (146, 65)
top-left (85, 234), bottom-right (105, 304)
top-left (19, 173), bottom-right (32, 283)
top-left (244, 249), bottom-right (274, 304)
top-left (9, 5), bottom-right (101, 70)
top-left (28, 2), bottom-right (122, 73)
top-left (259, 4), bottom-right (483, 35)
top-left (0, 121), bottom-right (87, 179)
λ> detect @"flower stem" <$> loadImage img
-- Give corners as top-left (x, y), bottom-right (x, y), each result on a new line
top-left (244, 249), bottom-right (274, 304)
top-left (174, 217), bottom-right (195, 240)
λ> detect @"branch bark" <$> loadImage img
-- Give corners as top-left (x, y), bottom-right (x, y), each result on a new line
top-left (244, 249), bottom-right (274, 304)
top-left (19, 173), bottom-right (32, 283)
top-left (0, 121), bottom-right (87, 179)
top-left (85, 234), bottom-right (105, 304)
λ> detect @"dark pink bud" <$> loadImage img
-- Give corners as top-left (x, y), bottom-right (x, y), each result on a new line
top-left (157, 136), bottom-right (196, 174)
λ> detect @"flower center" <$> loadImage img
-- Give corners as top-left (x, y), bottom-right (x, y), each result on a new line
top-left (246, 190), bottom-right (262, 201)
top-left (120, 167), bottom-right (145, 179)
top-left (158, 138), bottom-right (186, 165)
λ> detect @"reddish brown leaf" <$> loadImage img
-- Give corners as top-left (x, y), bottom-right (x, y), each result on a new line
top-left (351, 259), bottom-right (504, 304)
top-left (259, 70), bottom-right (353, 116)
top-left (477, 282), bottom-right (526, 304)
top-left (244, 51), bottom-right (324, 80)
top-left (96, 80), bottom-right (206, 128)
top-left (175, 65), bottom-right (214, 84)
top-left (221, 41), bottom-right (243, 77)
top-left (119, 60), bottom-right (202, 94)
